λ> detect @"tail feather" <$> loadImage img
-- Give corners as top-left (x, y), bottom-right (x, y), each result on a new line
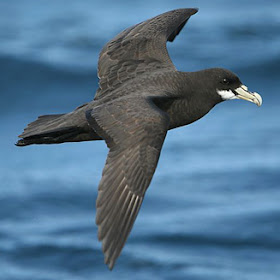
top-left (18, 114), bottom-right (65, 138)
top-left (16, 126), bottom-right (82, 146)
top-left (16, 113), bottom-right (102, 147)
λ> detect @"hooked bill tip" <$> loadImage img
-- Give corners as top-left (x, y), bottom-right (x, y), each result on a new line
top-left (252, 92), bottom-right (262, 107)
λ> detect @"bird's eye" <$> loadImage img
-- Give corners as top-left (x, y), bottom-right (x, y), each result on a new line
top-left (222, 78), bottom-right (230, 85)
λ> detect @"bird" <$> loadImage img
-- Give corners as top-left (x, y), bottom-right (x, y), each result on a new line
top-left (16, 8), bottom-right (262, 269)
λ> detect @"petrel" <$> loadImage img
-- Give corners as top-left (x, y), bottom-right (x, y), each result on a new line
top-left (16, 8), bottom-right (262, 269)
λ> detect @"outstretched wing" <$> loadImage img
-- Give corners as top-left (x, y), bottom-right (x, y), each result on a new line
top-left (95, 8), bottom-right (198, 99)
top-left (86, 97), bottom-right (170, 269)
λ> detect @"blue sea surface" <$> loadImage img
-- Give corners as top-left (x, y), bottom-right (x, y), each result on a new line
top-left (1, 1), bottom-right (280, 279)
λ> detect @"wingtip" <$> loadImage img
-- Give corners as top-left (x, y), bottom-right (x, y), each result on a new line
top-left (188, 8), bottom-right (199, 15)
top-left (15, 139), bottom-right (25, 147)
top-left (175, 7), bottom-right (199, 14)
top-left (193, 8), bottom-right (199, 13)
top-left (107, 261), bottom-right (115, 271)
top-left (104, 252), bottom-right (116, 270)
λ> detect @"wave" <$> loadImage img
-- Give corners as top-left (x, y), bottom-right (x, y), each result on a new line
top-left (236, 55), bottom-right (280, 79)
top-left (1, 54), bottom-right (97, 81)
top-left (138, 232), bottom-right (280, 250)
top-left (0, 54), bottom-right (98, 114)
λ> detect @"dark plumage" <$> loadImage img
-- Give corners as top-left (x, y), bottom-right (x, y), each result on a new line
top-left (16, 8), bottom-right (262, 269)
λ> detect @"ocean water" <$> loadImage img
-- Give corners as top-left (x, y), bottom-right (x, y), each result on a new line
top-left (1, 1), bottom-right (280, 279)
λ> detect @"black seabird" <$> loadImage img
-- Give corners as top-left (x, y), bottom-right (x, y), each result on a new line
top-left (16, 8), bottom-right (262, 269)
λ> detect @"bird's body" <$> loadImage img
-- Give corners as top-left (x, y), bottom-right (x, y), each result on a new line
top-left (17, 8), bottom-right (262, 269)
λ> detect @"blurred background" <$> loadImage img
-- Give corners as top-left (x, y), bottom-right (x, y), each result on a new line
top-left (1, 0), bottom-right (279, 279)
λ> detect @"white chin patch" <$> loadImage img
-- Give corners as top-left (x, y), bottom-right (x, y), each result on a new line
top-left (217, 89), bottom-right (237, 100)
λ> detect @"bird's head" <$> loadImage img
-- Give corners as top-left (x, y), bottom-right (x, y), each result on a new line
top-left (206, 68), bottom-right (262, 107)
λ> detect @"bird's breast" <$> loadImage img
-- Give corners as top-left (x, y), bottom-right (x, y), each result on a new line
top-left (166, 98), bottom-right (214, 130)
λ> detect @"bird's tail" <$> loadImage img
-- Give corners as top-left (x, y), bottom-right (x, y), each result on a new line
top-left (16, 113), bottom-right (101, 147)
